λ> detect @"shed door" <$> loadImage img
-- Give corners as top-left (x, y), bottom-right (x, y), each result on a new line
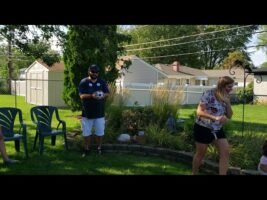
top-left (30, 72), bottom-right (43, 105)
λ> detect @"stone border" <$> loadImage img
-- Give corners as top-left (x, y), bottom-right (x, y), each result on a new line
top-left (67, 138), bottom-right (260, 175)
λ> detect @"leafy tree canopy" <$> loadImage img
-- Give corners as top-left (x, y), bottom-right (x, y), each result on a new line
top-left (126, 25), bottom-right (258, 69)
top-left (63, 25), bottom-right (131, 111)
top-left (219, 51), bottom-right (251, 69)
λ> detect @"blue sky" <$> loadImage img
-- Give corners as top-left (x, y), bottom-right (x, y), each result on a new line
top-left (247, 34), bottom-right (267, 67)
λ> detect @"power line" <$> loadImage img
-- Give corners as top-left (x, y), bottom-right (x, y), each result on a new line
top-left (0, 52), bottom-right (61, 58)
top-left (141, 44), bottom-right (267, 60)
top-left (0, 54), bottom-right (31, 58)
top-left (123, 25), bottom-right (254, 48)
top-left (0, 55), bottom-right (33, 61)
top-left (11, 59), bottom-right (33, 61)
top-left (126, 30), bottom-right (267, 52)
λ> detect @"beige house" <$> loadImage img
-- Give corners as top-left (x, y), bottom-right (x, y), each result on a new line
top-left (154, 62), bottom-right (208, 86)
top-left (203, 68), bottom-right (254, 87)
top-left (25, 60), bottom-right (66, 107)
top-left (118, 56), bottom-right (255, 88)
top-left (118, 56), bottom-right (206, 87)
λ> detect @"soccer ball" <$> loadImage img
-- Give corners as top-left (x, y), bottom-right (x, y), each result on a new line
top-left (95, 91), bottom-right (104, 98)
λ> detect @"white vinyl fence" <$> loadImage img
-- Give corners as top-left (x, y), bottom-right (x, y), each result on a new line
top-left (119, 82), bottom-right (241, 106)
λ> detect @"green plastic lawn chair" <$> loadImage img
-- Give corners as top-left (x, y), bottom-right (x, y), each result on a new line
top-left (0, 107), bottom-right (28, 159)
top-left (30, 106), bottom-right (68, 155)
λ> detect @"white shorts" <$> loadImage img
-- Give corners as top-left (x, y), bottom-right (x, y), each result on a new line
top-left (81, 117), bottom-right (105, 137)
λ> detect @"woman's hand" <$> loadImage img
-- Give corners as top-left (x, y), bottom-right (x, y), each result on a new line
top-left (214, 115), bottom-right (228, 123)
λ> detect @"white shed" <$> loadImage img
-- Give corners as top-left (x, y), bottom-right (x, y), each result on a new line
top-left (25, 60), bottom-right (66, 107)
top-left (253, 68), bottom-right (267, 103)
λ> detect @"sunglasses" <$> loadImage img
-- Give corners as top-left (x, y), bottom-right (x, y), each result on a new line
top-left (90, 70), bottom-right (99, 74)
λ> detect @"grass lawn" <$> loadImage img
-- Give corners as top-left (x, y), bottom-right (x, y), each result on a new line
top-left (3, 95), bottom-right (266, 133)
top-left (0, 151), bottom-right (192, 175)
top-left (179, 104), bottom-right (267, 135)
top-left (0, 95), bottom-right (192, 175)
top-left (0, 94), bottom-right (81, 132)
top-left (1, 94), bottom-right (266, 173)
top-left (179, 104), bottom-right (267, 123)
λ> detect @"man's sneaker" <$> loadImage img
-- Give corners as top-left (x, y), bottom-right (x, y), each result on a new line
top-left (82, 149), bottom-right (91, 157)
top-left (4, 159), bottom-right (19, 165)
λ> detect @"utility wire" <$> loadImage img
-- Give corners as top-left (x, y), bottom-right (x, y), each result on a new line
top-left (126, 30), bottom-right (267, 52)
top-left (122, 25), bottom-right (254, 47)
top-left (141, 44), bottom-right (267, 60)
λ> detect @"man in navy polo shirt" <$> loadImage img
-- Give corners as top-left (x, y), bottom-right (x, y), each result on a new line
top-left (78, 64), bottom-right (109, 156)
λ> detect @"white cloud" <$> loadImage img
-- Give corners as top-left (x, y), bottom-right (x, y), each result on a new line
top-left (250, 50), bottom-right (267, 66)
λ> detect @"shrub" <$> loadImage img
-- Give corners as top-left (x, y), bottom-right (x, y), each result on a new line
top-left (229, 131), bottom-right (266, 170)
top-left (105, 82), bottom-right (117, 111)
top-left (0, 79), bottom-right (8, 94)
top-left (121, 109), bottom-right (140, 135)
top-left (222, 120), bottom-right (234, 138)
top-left (112, 88), bottom-right (130, 107)
top-left (145, 124), bottom-right (193, 151)
top-left (183, 112), bottom-right (196, 146)
top-left (104, 125), bottom-right (121, 143)
top-left (151, 85), bottom-right (184, 128)
top-left (236, 82), bottom-right (254, 104)
top-left (120, 107), bottom-right (157, 135)
top-left (106, 105), bottom-right (124, 133)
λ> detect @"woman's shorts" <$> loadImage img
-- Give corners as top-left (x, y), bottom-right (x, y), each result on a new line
top-left (193, 123), bottom-right (226, 144)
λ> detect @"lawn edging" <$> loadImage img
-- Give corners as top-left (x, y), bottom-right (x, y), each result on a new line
top-left (67, 137), bottom-right (260, 175)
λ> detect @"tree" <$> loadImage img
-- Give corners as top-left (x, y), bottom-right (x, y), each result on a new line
top-left (0, 44), bottom-right (36, 93)
top-left (257, 25), bottom-right (267, 51)
top-left (0, 45), bottom-right (34, 78)
top-left (126, 25), bottom-right (258, 69)
top-left (0, 25), bottom-right (65, 93)
top-left (256, 25), bottom-right (267, 66)
top-left (196, 25), bottom-right (257, 69)
top-left (125, 25), bottom-right (202, 68)
top-left (219, 51), bottom-right (251, 69)
top-left (63, 25), bottom-right (131, 111)
top-left (260, 62), bottom-right (267, 68)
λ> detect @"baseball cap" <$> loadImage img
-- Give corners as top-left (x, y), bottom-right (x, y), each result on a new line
top-left (88, 64), bottom-right (100, 73)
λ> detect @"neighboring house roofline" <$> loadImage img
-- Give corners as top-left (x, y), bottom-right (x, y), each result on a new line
top-left (154, 63), bottom-right (205, 79)
top-left (167, 74), bottom-right (194, 79)
top-left (25, 60), bottom-right (64, 72)
top-left (134, 56), bottom-right (168, 77)
top-left (202, 69), bottom-right (251, 78)
top-left (252, 68), bottom-right (267, 75)
top-left (120, 55), bottom-right (168, 78)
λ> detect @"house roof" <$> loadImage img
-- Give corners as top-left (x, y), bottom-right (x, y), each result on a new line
top-left (36, 60), bottom-right (64, 72)
top-left (154, 64), bottom-right (206, 79)
top-left (203, 68), bottom-right (246, 78)
top-left (118, 55), bottom-right (168, 77)
top-left (252, 68), bottom-right (267, 75)
top-left (179, 66), bottom-right (207, 77)
top-left (117, 56), bottom-right (256, 82)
